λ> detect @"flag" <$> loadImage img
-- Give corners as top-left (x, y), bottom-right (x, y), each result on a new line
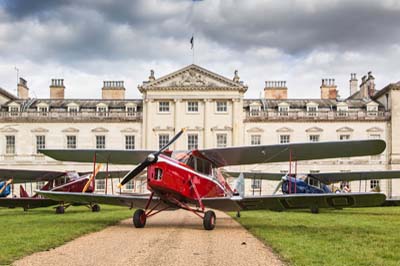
top-left (190, 36), bottom-right (194, 49)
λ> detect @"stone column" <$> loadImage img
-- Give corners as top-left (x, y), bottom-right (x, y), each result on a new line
top-left (146, 99), bottom-right (155, 149)
top-left (232, 98), bottom-right (243, 146)
top-left (203, 99), bottom-right (212, 148)
top-left (174, 99), bottom-right (182, 150)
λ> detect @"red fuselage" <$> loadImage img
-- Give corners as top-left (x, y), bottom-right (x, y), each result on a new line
top-left (146, 155), bottom-right (225, 202)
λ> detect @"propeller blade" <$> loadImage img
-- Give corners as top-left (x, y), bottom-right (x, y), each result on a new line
top-left (118, 161), bottom-right (150, 188)
top-left (117, 128), bottom-right (187, 188)
top-left (273, 176), bottom-right (287, 195)
top-left (156, 128), bottom-right (186, 155)
top-left (272, 180), bottom-right (283, 195)
top-left (82, 164), bottom-right (102, 193)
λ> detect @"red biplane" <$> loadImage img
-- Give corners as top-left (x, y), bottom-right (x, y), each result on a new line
top-left (0, 167), bottom-right (127, 213)
top-left (38, 128), bottom-right (387, 230)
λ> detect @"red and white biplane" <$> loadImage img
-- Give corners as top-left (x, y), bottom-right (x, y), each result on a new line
top-left (38, 128), bottom-right (387, 230)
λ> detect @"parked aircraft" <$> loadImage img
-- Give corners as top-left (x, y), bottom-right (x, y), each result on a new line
top-left (0, 167), bottom-right (127, 213)
top-left (226, 170), bottom-right (400, 213)
top-left (38, 128), bottom-right (387, 230)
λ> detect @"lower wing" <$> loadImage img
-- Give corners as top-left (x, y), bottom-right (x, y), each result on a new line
top-left (0, 198), bottom-right (58, 209)
top-left (36, 191), bottom-right (168, 210)
top-left (37, 191), bottom-right (386, 212)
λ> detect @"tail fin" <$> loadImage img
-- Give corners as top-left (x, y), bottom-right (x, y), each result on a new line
top-left (20, 185), bottom-right (30, 198)
top-left (233, 173), bottom-right (245, 197)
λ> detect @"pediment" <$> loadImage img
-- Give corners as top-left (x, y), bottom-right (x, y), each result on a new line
top-left (62, 127), bottom-right (79, 133)
top-left (0, 126), bottom-right (18, 133)
top-left (91, 127), bottom-right (109, 133)
top-left (211, 126), bottom-right (233, 132)
top-left (246, 127), bottom-right (264, 133)
top-left (153, 126), bottom-right (174, 132)
top-left (120, 128), bottom-right (138, 133)
top-left (187, 126), bottom-right (204, 132)
top-left (139, 64), bottom-right (247, 92)
top-left (31, 127), bottom-right (49, 133)
top-left (276, 127), bottom-right (293, 133)
top-left (366, 127), bottom-right (383, 132)
top-left (336, 127), bottom-right (354, 132)
top-left (305, 127), bottom-right (323, 133)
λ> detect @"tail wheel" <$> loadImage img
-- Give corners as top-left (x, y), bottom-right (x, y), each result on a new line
top-left (310, 206), bottom-right (319, 214)
top-left (133, 209), bottom-right (146, 228)
top-left (56, 206), bottom-right (65, 214)
top-left (203, 210), bottom-right (216, 230)
top-left (91, 204), bottom-right (101, 212)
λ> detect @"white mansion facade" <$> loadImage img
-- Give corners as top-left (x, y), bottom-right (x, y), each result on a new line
top-left (0, 64), bottom-right (399, 197)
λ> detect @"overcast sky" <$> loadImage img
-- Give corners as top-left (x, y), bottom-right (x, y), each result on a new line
top-left (0, 0), bottom-right (399, 99)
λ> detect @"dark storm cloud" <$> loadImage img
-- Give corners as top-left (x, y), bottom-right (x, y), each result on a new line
top-left (191, 1), bottom-right (400, 54)
top-left (1, 0), bottom-right (400, 64)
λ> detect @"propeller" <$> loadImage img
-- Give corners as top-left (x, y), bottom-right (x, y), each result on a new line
top-left (117, 128), bottom-right (187, 188)
top-left (272, 175), bottom-right (287, 195)
top-left (82, 163), bottom-right (102, 193)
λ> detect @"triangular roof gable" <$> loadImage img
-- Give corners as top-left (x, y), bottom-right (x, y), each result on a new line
top-left (139, 64), bottom-right (247, 92)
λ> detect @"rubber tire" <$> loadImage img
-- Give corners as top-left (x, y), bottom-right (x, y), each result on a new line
top-left (91, 204), bottom-right (101, 212)
top-left (203, 210), bottom-right (216, 230)
top-left (133, 209), bottom-right (146, 228)
top-left (56, 206), bottom-right (65, 214)
top-left (310, 206), bottom-right (319, 214)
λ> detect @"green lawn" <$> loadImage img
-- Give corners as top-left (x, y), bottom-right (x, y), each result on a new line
top-left (0, 205), bottom-right (132, 265)
top-left (230, 207), bottom-right (400, 266)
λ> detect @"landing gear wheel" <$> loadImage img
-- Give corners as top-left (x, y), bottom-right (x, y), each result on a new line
top-left (133, 209), bottom-right (146, 228)
top-left (203, 210), bottom-right (216, 230)
top-left (91, 204), bottom-right (101, 212)
top-left (56, 206), bottom-right (65, 214)
top-left (310, 206), bottom-right (319, 214)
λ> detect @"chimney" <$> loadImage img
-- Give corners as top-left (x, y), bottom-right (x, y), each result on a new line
top-left (17, 77), bottom-right (29, 99)
top-left (264, 81), bottom-right (287, 99)
top-left (359, 72), bottom-right (375, 99)
top-left (102, 81), bottom-right (125, 100)
top-left (320, 78), bottom-right (338, 99)
top-left (349, 73), bottom-right (358, 96)
top-left (50, 79), bottom-right (65, 99)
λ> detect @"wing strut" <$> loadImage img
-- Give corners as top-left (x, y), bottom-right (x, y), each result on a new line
top-left (288, 148), bottom-right (298, 194)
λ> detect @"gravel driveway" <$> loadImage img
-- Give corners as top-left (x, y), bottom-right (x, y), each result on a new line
top-left (13, 210), bottom-right (284, 266)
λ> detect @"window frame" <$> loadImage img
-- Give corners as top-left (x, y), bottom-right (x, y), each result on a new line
top-left (216, 101), bottom-right (227, 113)
top-left (279, 134), bottom-right (290, 144)
top-left (125, 135), bottom-right (135, 150)
top-left (36, 135), bottom-right (46, 154)
top-left (66, 135), bottom-right (77, 149)
top-left (187, 133), bottom-right (199, 150)
top-left (187, 101), bottom-right (199, 113)
top-left (216, 133), bottom-right (227, 148)
top-left (158, 101), bottom-right (170, 113)
top-left (5, 135), bottom-right (15, 154)
top-left (96, 135), bottom-right (106, 149)
top-left (158, 134), bottom-right (170, 149)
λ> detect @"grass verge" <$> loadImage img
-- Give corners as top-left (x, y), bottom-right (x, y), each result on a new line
top-left (230, 207), bottom-right (400, 266)
top-left (0, 205), bottom-right (132, 265)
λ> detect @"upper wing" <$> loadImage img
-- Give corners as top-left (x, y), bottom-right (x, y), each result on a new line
top-left (311, 171), bottom-right (400, 184)
top-left (225, 170), bottom-right (400, 184)
top-left (36, 191), bottom-right (168, 209)
top-left (39, 149), bottom-right (156, 164)
top-left (0, 169), bottom-right (66, 183)
top-left (79, 170), bottom-right (130, 179)
top-left (203, 193), bottom-right (386, 211)
top-left (224, 171), bottom-right (283, 181)
top-left (198, 140), bottom-right (385, 167)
